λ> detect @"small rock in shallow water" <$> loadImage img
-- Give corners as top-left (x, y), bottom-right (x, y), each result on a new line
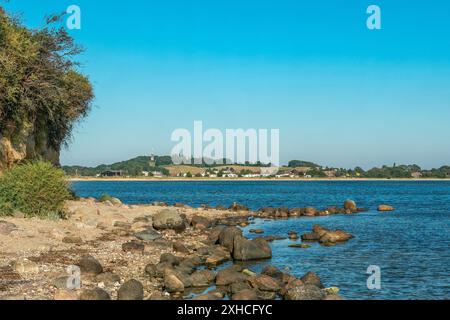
top-left (232, 289), bottom-right (259, 300)
top-left (301, 272), bottom-right (324, 289)
top-left (118, 279), bottom-right (144, 300)
top-left (378, 204), bottom-right (395, 212)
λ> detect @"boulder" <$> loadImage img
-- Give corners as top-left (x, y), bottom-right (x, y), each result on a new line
top-left (79, 288), bottom-right (111, 300)
top-left (152, 208), bottom-right (186, 232)
top-left (300, 272), bottom-right (324, 288)
top-left (0, 221), bottom-right (17, 235)
top-left (122, 241), bottom-right (145, 254)
top-left (205, 246), bottom-right (232, 267)
top-left (134, 228), bottom-right (162, 241)
top-left (218, 227), bottom-right (243, 252)
top-left (173, 241), bottom-right (190, 254)
top-left (118, 279), bottom-right (144, 300)
top-left (233, 236), bottom-right (272, 261)
top-left (261, 265), bottom-right (283, 279)
top-left (164, 271), bottom-right (185, 293)
top-left (319, 230), bottom-right (353, 245)
top-left (248, 275), bottom-right (281, 292)
top-left (144, 263), bottom-right (157, 278)
top-left (190, 216), bottom-right (212, 229)
top-left (344, 200), bottom-right (357, 212)
top-left (229, 281), bottom-right (252, 294)
top-left (215, 265), bottom-right (247, 286)
top-left (229, 202), bottom-right (249, 212)
top-left (284, 284), bottom-right (326, 300)
top-left (160, 253), bottom-right (182, 266)
top-left (77, 256), bottom-right (103, 275)
top-left (190, 270), bottom-right (216, 287)
top-left (378, 204), bottom-right (395, 212)
top-left (96, 272), bottom-right (120, 286)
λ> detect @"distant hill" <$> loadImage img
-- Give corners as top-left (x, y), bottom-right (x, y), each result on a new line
top-left (288, 160), bottom-right (320, 168)
top-left (63, 155), bottom-right (172, 176)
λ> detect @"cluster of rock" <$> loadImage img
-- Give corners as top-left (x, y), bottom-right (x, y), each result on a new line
top-left (301, 225), bottom-right (353, 246)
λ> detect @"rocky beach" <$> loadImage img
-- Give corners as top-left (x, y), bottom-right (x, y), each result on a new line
top-left (0, 198), bottom-right (370, 300)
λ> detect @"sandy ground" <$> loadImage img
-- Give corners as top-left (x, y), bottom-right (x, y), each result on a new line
top-left (0, 199), bottom-right (248, 300)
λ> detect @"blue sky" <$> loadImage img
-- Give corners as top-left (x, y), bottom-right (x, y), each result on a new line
top-left (4, 0), bottom-right (450, 169)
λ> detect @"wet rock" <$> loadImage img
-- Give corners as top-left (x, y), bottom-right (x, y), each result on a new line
top-left (190, 216), bottom-right (212, 229)
top-left (378, 204), bottom-right (395, 212)
top-left (324, 286), bottom-right (340, 295)
top-left (190, 270), bottom-right (216, 287)
top-left (232, 289), bottom-right (259, 300)
top-left (13, 258), bottom-right (39, 274)
top-left (118, 279), bottom-right (144, 300)
top-left (256, 290), bottom-right (277, 300)
top-left (218, 227), bottom-right (243, 252)
top-left (122, 241), bottom-right (145, 254)
top-left (134, 228), bottom-right (162, 241)
top-left (285, 284), bottom-right (326, 300)
top-left (77, 256), bottom-right (103, 275)
top-left (96, 272), bottom-right (120, 285)
top-left (215, 265), bottom-right (247, 286)
top-left (233, 236), bottom-right (272, 261)
top-left (289, 208), bottom-right (303, 216)
top-left (192, 292), bottom-right (223, 300)
top-left (249, 229), bottom-right (264, 234)
top-left (301, 272), bottom-right (324, 288)
top-left (153, 208), bottom-right (186, 232)
top-left (0, 221), bottom-right (17, 235)
top-left (248, 275), bottom-right (281, 292)
top-left (301, 225), bottom-right (353, 246)
top-left (54, 289), bottom-right (78, 300)
top-left (173, 242), bottom-right (190, 254)
top-left (79, 288), bottom-right (111, 300)
top-left (344, 200), bottom-right (357, 212)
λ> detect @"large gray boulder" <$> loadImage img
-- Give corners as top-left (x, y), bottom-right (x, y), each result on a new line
top-left (152, 209), bottom-right (186, 232)
top-left (233, 236), bottom-right (272, 261)
top-left (218, 226), bottom-right (242, 252)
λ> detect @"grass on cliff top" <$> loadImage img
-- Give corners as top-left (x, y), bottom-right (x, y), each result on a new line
top-left (0, 161), bottom-right (73, 219)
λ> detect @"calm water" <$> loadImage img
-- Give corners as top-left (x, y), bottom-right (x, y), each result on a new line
top-left (71, 181), bottom-right (450, 300)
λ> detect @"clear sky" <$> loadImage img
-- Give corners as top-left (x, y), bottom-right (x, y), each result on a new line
top-left (4, 0), bottom-right (450, 169)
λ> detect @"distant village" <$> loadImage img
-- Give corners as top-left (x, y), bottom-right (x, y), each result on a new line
top-left (64, 155), bottom-right (450, 179)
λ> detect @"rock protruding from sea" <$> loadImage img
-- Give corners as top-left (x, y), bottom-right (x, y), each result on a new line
top-left (378, 204), bottom-right (395, 212)
top-left (233, 235), bottom-right (272, 261)
top-left (301, 225), bottom-right (353, 246)
top-left (152, 208), bottom-right (186, 232)
top-left (344, 200), bottom-right (357, 213)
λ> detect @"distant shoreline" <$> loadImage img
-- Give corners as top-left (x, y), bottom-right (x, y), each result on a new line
top-left (67, 177), bottom-right (450, 182)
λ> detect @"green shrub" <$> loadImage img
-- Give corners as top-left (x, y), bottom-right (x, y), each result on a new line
top-left (0, 161), bottom-right (72, 218)
top-left (98, 193), bottom-right (114, 202)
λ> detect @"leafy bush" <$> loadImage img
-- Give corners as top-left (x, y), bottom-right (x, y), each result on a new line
top-left (0, 161), bottom-right (72, 218)
top-left (98, 193), bottom-right (114, 202)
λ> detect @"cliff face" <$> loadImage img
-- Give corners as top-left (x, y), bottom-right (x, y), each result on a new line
top-left (0, 124), bottom-right (60, 172)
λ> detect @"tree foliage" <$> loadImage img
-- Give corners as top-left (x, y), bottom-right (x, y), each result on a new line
top-left (0, 7), bottom-right (93, 149)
